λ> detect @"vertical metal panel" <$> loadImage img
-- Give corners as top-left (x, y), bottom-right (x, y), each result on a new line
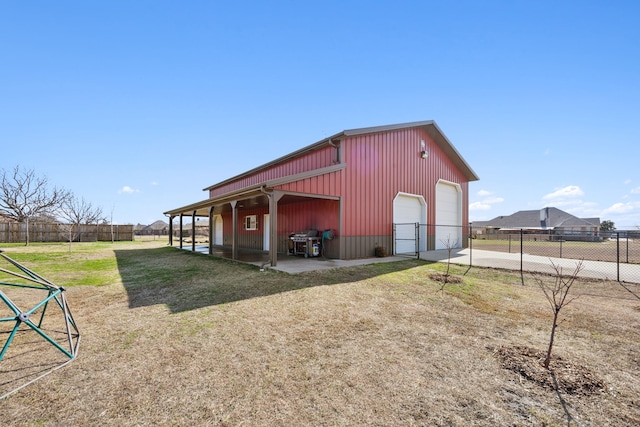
top-left (209, 146), bottom-right (335, 198)
top-left (274, 169), bottom-right (343, 196)
top-left (341, 127), bottom-right (470, 243)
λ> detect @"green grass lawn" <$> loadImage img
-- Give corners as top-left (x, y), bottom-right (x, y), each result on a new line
top-left (1, 240), bottom-right (639, 426)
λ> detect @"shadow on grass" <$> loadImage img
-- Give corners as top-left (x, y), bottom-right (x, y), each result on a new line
top-left (115, 247), bottom-right (428, 313)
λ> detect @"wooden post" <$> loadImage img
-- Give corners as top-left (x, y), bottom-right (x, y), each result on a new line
top-left (269, 191), bottom-right (284, 267)
top-left (179, 214), bottom-right (184, 249)
top-left (168, 216), bottom-right (173, 246)
top-left (208, 207), bottom-right (214, 255)
top-left (191, 211), bottom-right (196, 252)
top-left (230, 201), bottom-right (238, 260)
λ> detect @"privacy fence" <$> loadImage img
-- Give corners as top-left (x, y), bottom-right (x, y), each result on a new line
top-left (0, 222), bottom-right (134, 243)
top-left (394, 223), bottom-right (640, 284)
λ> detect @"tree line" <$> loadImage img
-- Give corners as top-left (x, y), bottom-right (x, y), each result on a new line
top-left (0, 165), bottom-right (105, 246)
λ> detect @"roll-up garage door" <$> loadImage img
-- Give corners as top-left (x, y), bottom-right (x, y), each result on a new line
top-left (393, 193), bottom-right (426, 254)
top-left (435, 181), bottom-right (462, 250)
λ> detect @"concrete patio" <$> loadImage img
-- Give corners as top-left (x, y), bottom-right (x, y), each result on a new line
top-left (175, 244), bottom-right (409, 274)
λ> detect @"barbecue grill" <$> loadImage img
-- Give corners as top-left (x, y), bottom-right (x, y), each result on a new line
top-left (289, 230), bottom-right (321, 258)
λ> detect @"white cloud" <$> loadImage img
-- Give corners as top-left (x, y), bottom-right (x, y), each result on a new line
top-left (470, 201), bottom-right (492, 211)
top-left (470, 191), bottom-right (504, 211)
top-left (118, 186), bottom-right (140, 194)
top-left (542, 185), bottom-right (584, 201)
top-left (602, 201), bottom-right (640, 215)
top-left (151, 181), bottom-right (159, 186)
top-left (631, 186), bottom-right (640, 194)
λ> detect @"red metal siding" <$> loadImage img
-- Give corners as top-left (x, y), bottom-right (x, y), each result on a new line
top-left (272, 169), bottom-right (343, 196)
top-left (220, 199), bottom-right (339, 252)
top-left (210, 146), bottom-right (336, 198)
top-left (277, 199), bottom-right (339, 236)
top-left (341, 128), bottom-right (469, 237)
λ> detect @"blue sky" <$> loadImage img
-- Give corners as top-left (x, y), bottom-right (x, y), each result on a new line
top-left (1, 1), bottom-right (639, 227)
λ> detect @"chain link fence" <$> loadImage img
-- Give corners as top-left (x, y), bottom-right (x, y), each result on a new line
top-left (395, 223), bottom-right (640, 284)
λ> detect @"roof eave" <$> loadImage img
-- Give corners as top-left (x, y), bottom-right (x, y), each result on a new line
top-left (203, 131), bottom-right (345, 192)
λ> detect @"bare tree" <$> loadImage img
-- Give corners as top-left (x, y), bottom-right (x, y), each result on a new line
top-left (531, 259), bottom-right (584, 369)
top-left (0, 166), bottom-right (71, 245)
top-left (439, 234), bottom-right (459, 288)
top-left (57, 195), bottom-right (105, 250)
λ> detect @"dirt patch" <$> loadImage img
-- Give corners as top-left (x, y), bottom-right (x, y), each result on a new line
top-left (429, 272), bottom-right (464, 284)
top-left (495, 345), bottom-right (606, 396)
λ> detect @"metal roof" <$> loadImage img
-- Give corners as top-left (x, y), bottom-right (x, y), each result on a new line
top-left (203, 120), bottom-right (479, 192)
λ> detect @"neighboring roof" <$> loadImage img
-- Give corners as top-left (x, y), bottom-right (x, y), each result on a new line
top-left (473, 207), bottom-right (600, 229)
top-left (204, 120), bottom-right (479, 192)
top-left (145, 220), bottom-right (169, 230)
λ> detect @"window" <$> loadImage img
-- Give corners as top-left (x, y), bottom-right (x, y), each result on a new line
top-left (244, 215), bottom-right (257, 230)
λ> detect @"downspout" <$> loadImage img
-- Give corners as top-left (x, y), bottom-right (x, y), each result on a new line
top-left (328, 138), bottom-right (341, 164)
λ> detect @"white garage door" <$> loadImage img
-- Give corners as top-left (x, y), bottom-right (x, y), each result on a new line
top-left (435, 181), bottom-right (462, 250)
top-left (393, 193), bottom-right (426, 254)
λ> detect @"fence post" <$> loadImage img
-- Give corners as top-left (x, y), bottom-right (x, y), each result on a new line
top-left (520, 229), bottom-right (524, 285)
top-left (392, 223), bottom-right (396, 256)
top-left (616, 232), bottom-right (620, 282)
top-left (626, 234), bottom-right (629, 264)
top-left (415, 222), bottom-right (420, 259)
top-left (468, 223), bottom-right (473, 267)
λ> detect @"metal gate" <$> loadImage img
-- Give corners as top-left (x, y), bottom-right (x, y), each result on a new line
top-left (393, 222), bottom-right (420, 257)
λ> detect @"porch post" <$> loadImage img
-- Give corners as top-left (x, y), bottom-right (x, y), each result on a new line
top-left (208, 206), bottom-right (214, 255)
top-left (230, 200), bottom-right (238, 260)
top-left (269, 191), bottom-right (284, 267)
top-left (168, 216), bottom-right (173, 246)
top-left (191, 210), bottom-right (196, 252)
top-left (179, 214), bottom-right (184, 249)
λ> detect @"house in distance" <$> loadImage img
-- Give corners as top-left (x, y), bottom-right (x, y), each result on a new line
top-left (472, 207), bottom-right (601, 241)
top-left (164, 120), bottom-right (479, 266)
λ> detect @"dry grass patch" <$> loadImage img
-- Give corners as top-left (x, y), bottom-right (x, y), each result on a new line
top-left (1, 242), bottom-right (639, 426)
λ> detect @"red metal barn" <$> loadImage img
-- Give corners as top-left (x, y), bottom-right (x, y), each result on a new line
top-left (164, 120), bottom-right (479, 266)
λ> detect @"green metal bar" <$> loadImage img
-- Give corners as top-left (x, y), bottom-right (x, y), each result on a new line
top-left (0, 281), bottom-right (51, 290)
top-left (0, 253), bottom-right (54, 285)
top-left (0, 321), bottom-right (22, 361)
top-left (0, 290), bottom-right (21, 316)
top-left (23, 318), bottom-right (75, 359)
top-left (37, 293), bottom-right (52, 328)
top-left (26, 289), bottom-right (62, 316)
top-left (0, 252), bottom-right (80, 361)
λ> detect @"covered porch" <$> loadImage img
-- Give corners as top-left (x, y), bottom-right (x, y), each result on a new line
top-left (164, 184), bottom-right (341, 267)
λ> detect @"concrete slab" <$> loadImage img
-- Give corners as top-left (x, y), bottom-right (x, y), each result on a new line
top-left (175, 244), bottom-right (409, 274)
